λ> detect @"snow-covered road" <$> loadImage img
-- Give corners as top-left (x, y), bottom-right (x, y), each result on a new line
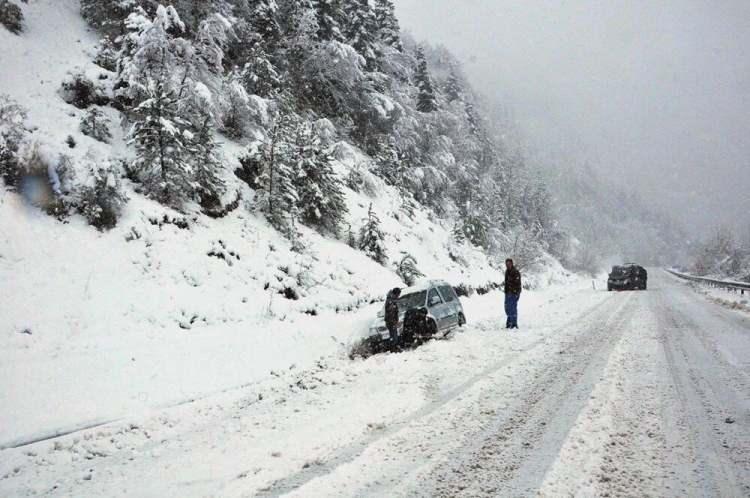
top-left (2, 271), bottom-right (749, 497)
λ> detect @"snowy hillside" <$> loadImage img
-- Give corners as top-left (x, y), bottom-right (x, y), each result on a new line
top-left (0, 0), bottom-right (581, 448)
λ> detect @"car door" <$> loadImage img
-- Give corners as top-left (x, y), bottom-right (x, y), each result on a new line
top-left (437, 285), bottom-right (460, 327)
top-left (427, 287), bottom-right (449, 332)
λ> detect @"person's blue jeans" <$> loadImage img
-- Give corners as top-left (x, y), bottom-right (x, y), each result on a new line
top-left (505, 293), bottom-right (519, 328)
top-left (387, 323), bottom-right (399, 348)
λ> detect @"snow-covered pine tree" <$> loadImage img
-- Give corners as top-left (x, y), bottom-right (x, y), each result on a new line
top-left (244, 0), bottom-right (282, 51)
top-left (79, 108), bottom-right (112, 143)
top-left (240, 46), bottom-right (282, 98)
top-left (464, 101), bottom-right (480, 135)
top-left (374, 0), bottom-right (402, 51)
top-left (253, 113), bottom-right (299, 236)
top-left (395, 252), bottom-right (424, 286)
top-left (313, 0), bottom-right (344, 42)
top-left (451, 221), bottom-right (466, 245)
top-left (221, 75), bottom-right (252, 138)
top-left (343, 0), bottom-right (380, 70)
top-left (358, 203), bottom-right (388, 264)
top-left (117, 4), bottom-right (193, 106)
top-left (80, 0), bottom-right (138, 40)
top-left (461, 212), bottom-right (491, 249)
top-left (194, 13), bottom-right (231, 76)
top-left (415, 47), bottom-right (438, 113)
top-left (189, 112), bottom-right (226, 213)
top-left (291, 120), bottom-right (348, 235)
top-left (445, 68), bottom-right (462, 103)
top-left (128, 79), bottom-right (195, 208)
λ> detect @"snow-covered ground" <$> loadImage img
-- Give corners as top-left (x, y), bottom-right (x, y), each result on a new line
top-left (678, 277), bottom-right (750, 313)
top-left (2, 271), bottom-right (749, 497)
top-left (1, 0), bottom-right (521, 451)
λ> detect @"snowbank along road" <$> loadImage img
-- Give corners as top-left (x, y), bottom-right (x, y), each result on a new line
top-left (1, 270), bottom-right (749, 497)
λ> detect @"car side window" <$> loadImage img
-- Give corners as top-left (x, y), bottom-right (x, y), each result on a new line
top-left (438, 285), bottom-right (455, 302)
top-left (428, 288), bottom-right (443, 306)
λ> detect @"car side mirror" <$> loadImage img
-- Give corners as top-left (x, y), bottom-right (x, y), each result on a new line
top-left (429, 296), bottom-right (441, 306)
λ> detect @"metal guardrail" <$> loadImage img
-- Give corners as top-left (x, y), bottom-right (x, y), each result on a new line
top-left (666, 269), bottom-right (750, 295)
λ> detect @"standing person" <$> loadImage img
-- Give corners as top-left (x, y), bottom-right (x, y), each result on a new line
top-left (504, 258), bottom-right (522, 329)
top-left (385, 287), bottom-right (402, 349)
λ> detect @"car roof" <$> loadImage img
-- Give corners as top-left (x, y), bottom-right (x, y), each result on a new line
top-left (399, 279), bottom-right (450, 295)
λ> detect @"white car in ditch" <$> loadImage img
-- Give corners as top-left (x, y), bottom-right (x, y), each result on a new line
top-left (368, 280), bottom-right (466, 344)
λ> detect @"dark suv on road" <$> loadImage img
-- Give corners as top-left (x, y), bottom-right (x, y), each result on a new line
top-left (608, 264), bottom-right (647, 291)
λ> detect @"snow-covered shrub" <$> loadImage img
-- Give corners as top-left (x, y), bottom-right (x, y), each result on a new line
top-left (60, 72), bottom-right (107, 109)
top-left (454, 283), bottom-right (474, 297)
top-left (79, 108), bottom-right (112, 143)
top-left (12, 144), bottom-right (74, 219)
top-left (692, 227), bottom-right (749, 280)
top-left (395, 252), bottom-right (424, 286)
top-left (0, 0), bottom-right (23, 35)
top-left (0, 94), bottom-right (27, 187)
top-left (76, 154), bottom-right (128, 230)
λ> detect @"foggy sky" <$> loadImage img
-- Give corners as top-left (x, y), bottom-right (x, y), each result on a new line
top-left (394, 0), bottom-right (750, 238)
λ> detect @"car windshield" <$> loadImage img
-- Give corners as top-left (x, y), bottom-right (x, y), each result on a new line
top-left (397, 291), bottom-right (426, 312)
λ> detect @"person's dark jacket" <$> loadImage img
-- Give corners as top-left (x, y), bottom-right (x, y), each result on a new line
top-left (385, 289), bottom-right (400, 328)
top-left (504, 267), bottom-right (522, 295)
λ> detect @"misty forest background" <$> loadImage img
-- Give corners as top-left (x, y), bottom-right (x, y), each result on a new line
top-left (1, 0), bottom-right (748, 280)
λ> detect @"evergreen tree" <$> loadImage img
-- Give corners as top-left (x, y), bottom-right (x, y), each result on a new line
top-left (291, 121), bottom-right (348, 234)
top-left (343, 0), bottom-right (379, 70)
top-left (117, 4), bottom-right (192, 105)
top-left (358, 203), bottom-right (388, 264)
top-left (464, 101), bottom-right (479, 134)
top-left (445, 69), bottom-right (462, 103)
top-left (451, 222), bottom-right (466, 245)
top-left (129, 80), bottom-right (195, 208)
top-left (395, 252), bottom-right (424, 286)
top-left (374, 0), bottom-right (402, 51)
top-left (245, 0), bottom-right (282, 50)
top-left (221, 75), bottom-right (251, 138)
top-left (313, 0), bottom-right (344, 42)
top-left (194, 13), bottom-right (231, 76)
top-left (240, 46), bottom-right (282, 98)
top-left (80, 0), bottom-right (140, 40)
top-left (415, 47), bottom-right (438, 112)
top-left (253, 113), bottom-right (299, 235)
top-left (190, 112), bottom-right (226, 212)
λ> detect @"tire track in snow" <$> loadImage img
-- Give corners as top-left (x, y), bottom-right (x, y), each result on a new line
top-left (419, 293), bottom-right (637, 497)
top-left (252, 292), bottom-right (619, 497)
top-left (656, 286), bottom-right (750, 497)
